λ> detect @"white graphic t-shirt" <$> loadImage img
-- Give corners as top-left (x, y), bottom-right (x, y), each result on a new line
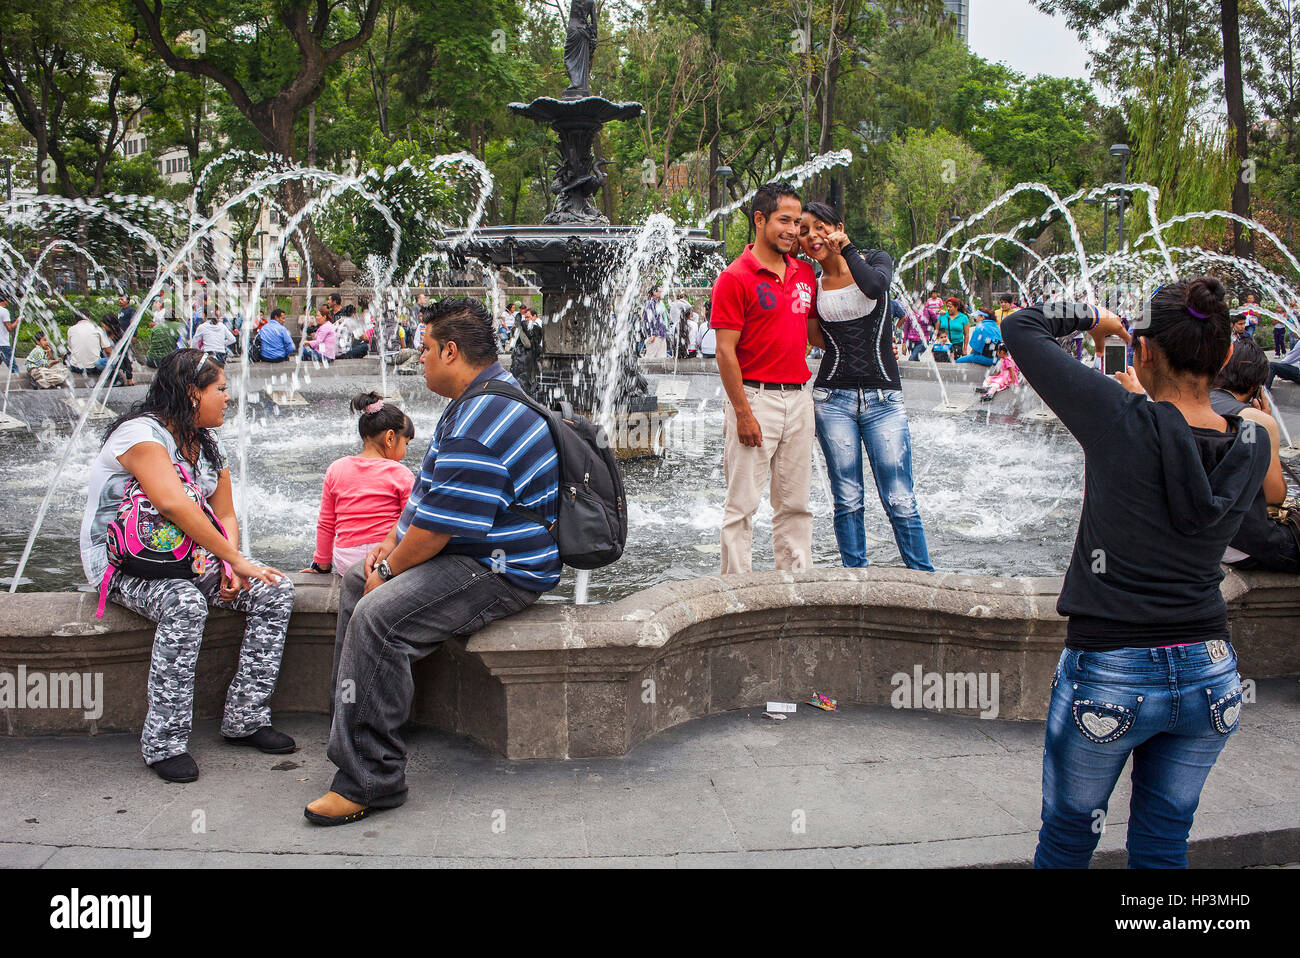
top-left (79, 416), bottom-right (227, 585)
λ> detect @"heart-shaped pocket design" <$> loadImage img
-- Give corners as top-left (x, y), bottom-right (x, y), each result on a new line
top-left (1080, 712), bottom-right (1119, 738)
top-left (1222, 703), bottom-right (1240, 728)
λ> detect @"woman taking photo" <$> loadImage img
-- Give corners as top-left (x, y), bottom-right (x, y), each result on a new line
top-left (799, 201), bottom-right (933, 571)
top-left (1003, 278), bottom-right (1266, 868)
top-left (80, 349), bottom-right (296, 783)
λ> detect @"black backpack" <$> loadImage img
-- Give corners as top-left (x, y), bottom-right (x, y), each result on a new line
top-left (447, 379), bottom-right (628, 569)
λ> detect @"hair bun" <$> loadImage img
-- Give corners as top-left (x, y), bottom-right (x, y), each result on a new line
top-left (350, 391), bottom-right (383, 414)
top-left (1184, 277), bottom-right (1227, 322)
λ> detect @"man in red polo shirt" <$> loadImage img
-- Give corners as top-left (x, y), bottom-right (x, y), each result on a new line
top-left (710, 181), bottom-right (816, 574)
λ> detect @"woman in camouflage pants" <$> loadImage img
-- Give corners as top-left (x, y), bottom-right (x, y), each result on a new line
top-left (82, 350), bottom-right (296, 783)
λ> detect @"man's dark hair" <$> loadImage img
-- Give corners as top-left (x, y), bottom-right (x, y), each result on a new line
top-left (751, 181), bottom-right (801, 228)
top-left (269, 308), bottom-right (284, 322)
top-left (328, 292), bottom-right (342, 306)
top-left (423, 297), bottom-right (497, 366)
top-left (999, 292), bottom-right (1015, 305)
top-left (1214, 335), bottom-right (1270, 395)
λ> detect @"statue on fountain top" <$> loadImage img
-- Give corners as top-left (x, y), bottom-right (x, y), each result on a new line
top-left (563, 0), bottom-right (598, 99)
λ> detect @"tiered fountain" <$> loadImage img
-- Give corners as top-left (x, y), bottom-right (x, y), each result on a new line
top-left (438, 0), bottom-right (719, 455)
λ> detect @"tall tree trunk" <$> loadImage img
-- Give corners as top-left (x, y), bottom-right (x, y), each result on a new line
top-left (1222, 0), bottom-right (1253, 258)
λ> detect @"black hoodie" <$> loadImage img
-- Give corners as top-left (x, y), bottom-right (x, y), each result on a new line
top-left (1002, 304), bottom-right (1271, 650)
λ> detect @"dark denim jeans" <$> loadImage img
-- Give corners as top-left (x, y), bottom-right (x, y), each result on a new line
top-left (326, 554), bottom-right (541, 808)
top-left (812, 387), bottom-right (933, 571)
top-left (1268, 362), bottom-right (1300, 389)
top-left (1034, 641), bottom-right (1243, 869)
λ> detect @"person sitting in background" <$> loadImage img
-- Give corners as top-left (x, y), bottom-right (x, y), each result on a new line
top-left (257, 308), bottom-right (295, 363)
top-left (99, 314), bottom-right (135, 387)
top-left (334, 305), bottom-right (370, 359)
top-left (303, 309), bottom-right (337, 362)
top-left (67, 312), bottom-right (112, 377)
top-left (146, 314), bottom-right (183, 369)
top-left (931, 327), bottom-right (952, 362)
top-left (25, 330), bottom-right (70, 389)
top-left (1268, 335), bottom-right (1300, 390)
top-left (302, 393), bottom-right (416, 578)
top-left (1207, 338), bottom-right (1299, 573)
top-left (957, 309), bottom-right (1002, 366)
top-left (977, 343), bottom-right (1020, 400)
top-left (191, 312), bottom-right (236, 365)
top-left (694, 301), bottom-right (716, 358)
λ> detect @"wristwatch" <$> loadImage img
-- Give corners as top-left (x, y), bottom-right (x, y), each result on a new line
top-left (376, 559), bottom-right (394, 581)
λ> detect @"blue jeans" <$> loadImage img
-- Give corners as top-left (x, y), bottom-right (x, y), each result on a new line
top-left (906, 340), bottom-right (925, 361)
top-left (1034, 641), bottom-right (1243, 869)
top-left (0, 345), bottom-right (14, 370)
top-left (812, 387), bottom-right (933, 571)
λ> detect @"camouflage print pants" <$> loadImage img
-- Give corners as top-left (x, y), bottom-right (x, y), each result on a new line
top-left (109, 567), bottom-right (296, 764)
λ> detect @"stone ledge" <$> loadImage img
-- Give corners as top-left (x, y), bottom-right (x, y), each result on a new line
top-left (1, 568), bottom-right (1297, 757)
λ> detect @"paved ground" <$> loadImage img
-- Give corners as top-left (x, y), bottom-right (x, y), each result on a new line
top-left (1, 677), bottom-right (1296, 868)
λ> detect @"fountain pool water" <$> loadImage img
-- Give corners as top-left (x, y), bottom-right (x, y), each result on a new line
top-left (0, 371), bottom-right (1087, 599)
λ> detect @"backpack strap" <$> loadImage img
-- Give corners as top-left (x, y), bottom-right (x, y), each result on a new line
top-left (444, 377), bottom-right (561, 535)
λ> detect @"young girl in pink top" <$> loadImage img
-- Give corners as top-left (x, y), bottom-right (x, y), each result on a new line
top-left (302, 392), bottom-right (416, 576)
top-left (978, 343), bottom-right (1021, 400)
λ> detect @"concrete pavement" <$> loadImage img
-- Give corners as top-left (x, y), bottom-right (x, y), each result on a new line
top-left (2, 677), bottom-right (1296, 868)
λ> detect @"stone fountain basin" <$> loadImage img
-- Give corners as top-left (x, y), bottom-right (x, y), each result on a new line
top-left (2, 566), bottom-right (1296, 758)
top-left (439, 225), bottom-right (720, 276)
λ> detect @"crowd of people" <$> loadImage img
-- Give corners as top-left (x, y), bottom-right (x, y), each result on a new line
top-left (68, 181), bottom-right (1300, 868)
top-left (5, 287), bottom-right (438, 392)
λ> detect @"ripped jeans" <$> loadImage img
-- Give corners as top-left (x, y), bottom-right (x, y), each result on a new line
top-left (1034, 641), bottom-right (1243, 869)
top-left (812, 387), bottom-right (933, 571)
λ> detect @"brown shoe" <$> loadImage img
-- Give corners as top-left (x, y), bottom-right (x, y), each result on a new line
top-left (304, 791), bottom-right (375, 827)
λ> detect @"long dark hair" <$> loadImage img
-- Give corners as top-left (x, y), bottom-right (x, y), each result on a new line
top-left (102, 348), bottom-right (223, 468)
top-left (1137, 277), bottom-right (1232, 380)
top-left (350, 391), bottom-right (414, 442)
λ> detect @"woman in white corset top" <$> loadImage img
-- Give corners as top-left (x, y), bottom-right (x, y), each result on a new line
top-left (799, 200), bottom-right (933, 571)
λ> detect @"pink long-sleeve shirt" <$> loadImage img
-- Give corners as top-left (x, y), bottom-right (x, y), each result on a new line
top-left (312, 455), bottom-right (416, 565)
top-left (309, 319), bottom-right (338, 359)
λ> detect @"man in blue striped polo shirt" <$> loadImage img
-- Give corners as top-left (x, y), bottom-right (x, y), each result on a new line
top-left (307, 297), bottom-right (559, 826)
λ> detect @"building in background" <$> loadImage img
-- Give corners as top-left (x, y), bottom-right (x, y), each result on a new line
top-left (944, 0), bottom-right (969, 41)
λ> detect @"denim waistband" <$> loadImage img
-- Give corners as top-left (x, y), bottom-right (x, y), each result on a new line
top-left (1063, 640), bottom-right (1236, 677)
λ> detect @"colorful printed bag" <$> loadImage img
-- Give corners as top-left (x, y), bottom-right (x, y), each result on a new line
top-left (96, 461), bottom-right (229, 618)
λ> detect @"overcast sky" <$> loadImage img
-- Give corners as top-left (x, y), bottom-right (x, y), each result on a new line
top-left (968, 0), bottom-right (1096, 86)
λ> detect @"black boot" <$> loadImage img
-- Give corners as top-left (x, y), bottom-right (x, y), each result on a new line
top-left (223, 726), bottom-right (296, 754)
top-left (149, 752), bottom-right (199, 783)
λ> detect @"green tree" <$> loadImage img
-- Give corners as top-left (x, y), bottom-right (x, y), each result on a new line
top-left (130, 0), bottom-right (386, 284)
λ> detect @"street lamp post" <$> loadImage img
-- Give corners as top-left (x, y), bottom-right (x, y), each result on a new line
top-left (1110, 144), bottom-right (1131, 254)
top-left (714, 165), bottom-right (733, 254)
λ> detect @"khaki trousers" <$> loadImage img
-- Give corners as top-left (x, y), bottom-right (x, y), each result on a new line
top-left (721, 384), bottom-right (814, 573)
top-left (28, 365), bottom-right (70, 389)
